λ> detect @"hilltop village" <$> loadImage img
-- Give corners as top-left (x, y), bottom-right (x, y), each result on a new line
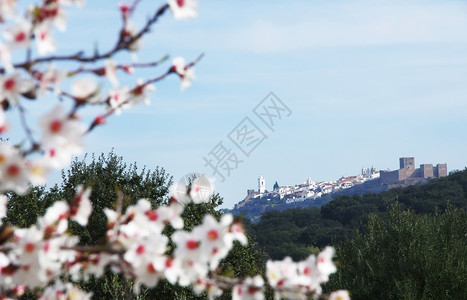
top-left (234, 157), bottom-right (447, 211)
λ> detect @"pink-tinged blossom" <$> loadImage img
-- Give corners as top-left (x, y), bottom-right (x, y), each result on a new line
top-left (157, 201), bottom-right (184, 229)
top-left (0, 0), bottom-right (17, 20)
top-left (36, 65), bottom-right (66, 96)
top-left (10, 227), bottom-right (44, 266)
top-left (193, 277), bottom-right (222, 300)
top-left (266, 256), bottom-right (299, 289)
top-left (40, 280), bottom-right (92, 300)
top-left (34, 22), bottom-right (56, 55)
top-left (0, 144), bottom-right (30, 194)
top-left (232, 276), bottom-right (265, 300)
top-left (329, 290), bottom-right (350, 300)
top-left (124, 238), bottom-right (167, 293)
top-left (108, 86), bottom-right (130, 115)
top-left (3, 18), bottom-right (31, 49)
top-left (172, 56), bottom-right (196, 90)
top-left (0, 194), bottom-right (8, 224)
top-left (123, 22), bottom-right (142, 57)
top-left (38, 200), bottom-right (69, 236)
top-left (190, 174), bottom-right (214, 203)
top-left (41, 3), bottom-right (68, 32)
top-left (105, 59), bottom-right (119, 87)
top-left (59, 0), bottom-right (86, 8)
top-left (193, 214), bottom-right (233, 270)
top-left (39, 105), bottom-right (85, 168)
top-left (0, 108), bottom-right (7, 133)
top-left (43, 143), bottom-right (83, 169)
top-left (26, 158), bottom-right (51, 186)
top-left (129, 79), bottom-right (155, 107)
top-left (316, 246), bottom-right (337, 281)
top-left (168, 0), bottom-right (198, 20)
top-left (70, 185), bottom-right (92, 226)
top-left (71, 77), bottom-right (99, 102)
top-left (229, 220), bottom-right (248, 246)
top-left (0, 72), bottom-right (35, 105)
top-left (0, 42), bottom-right (13, 73)
top-left (181, 67), bottom-right (195, 90)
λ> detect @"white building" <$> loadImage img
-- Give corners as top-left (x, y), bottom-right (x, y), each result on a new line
top-left (258, 176), bottom-right (266, 194)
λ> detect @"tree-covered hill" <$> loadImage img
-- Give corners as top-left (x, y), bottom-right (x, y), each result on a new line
top-left (248, 168), bottom-right (467, 261)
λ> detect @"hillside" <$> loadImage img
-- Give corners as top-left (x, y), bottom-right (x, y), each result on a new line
top-left (246, 168), bottom-right (467, 261)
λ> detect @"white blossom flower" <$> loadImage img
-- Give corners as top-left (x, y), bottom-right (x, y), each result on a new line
top-left (108, 86), bottom-right (130, 115)
top-left (157, 201), bottom-right (184, 229)
top-left (0, 42), bottom-right (13, 73)
top-left (105, 59), bottom-right (119, 87)
top-left (0, 72), bottom-right (35, 105)
top-left (193, 277), bottom-right (222, 300)
top-left (40, 280), bottom-right (92, 300)
top-left (193, 214), bottom-right (233, 270)
top-left (26, 158), bottom-right (51, 186)
top-left (329, 290), bottom-right (350, 300)
top-left (0, 0), bottom-right (17, 20)
top-left (266, 256), bottom-right (299, 288)
top-left (34, 22), bottom-right (56, 55)
top-left (36, 65), bottom-right (67, 96)
top-left (70, 185), bottom-right (92, 226)
top-left (181, 66), bottom-right (195, 90)
top-left (0, 194), bottom-right (8, 224)
top-left (39, 105), bottom-right (85, 167)
top-left (128, 79), bottom-right (155, 107)
top-left (168, 0), bottom-right (198, 20)
top-left (232, 276), bottom-right (265, 300)
top-left (0, 143), bottom-right (30, 194)
top-left (38, 200), bottom-right (69, 236)
top-left (41, 3), bottom-right (68, 32)
top-left (172, 56), bottom-right (196, 90)
top-left (3, 18), bottom-right (32, 49)
top-left (0, 108), bottom-right (8, 133)
top-left (316, 246), bottom-right (337, 281)
top-left (71, 77), bottom-right (99, 102)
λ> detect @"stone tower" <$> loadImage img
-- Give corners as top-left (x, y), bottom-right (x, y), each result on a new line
top-left (400, 157), bottom-right (415, 169)
top-left (258, 176), bottom-right (266, 194)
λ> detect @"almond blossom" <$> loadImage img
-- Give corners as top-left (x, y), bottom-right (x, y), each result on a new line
top-left (0, 72), bottom-right (35, 105)
top-left (34, 22), bottom-right (56, 55)
top-left (172, 56), bottom-right (196, 90)
top-left (232, 276), bottom-right (265, 300)
top-left (0, 0), bottom-right (16, 20)
top-left (168, 0), bottom-right (198, 20)
top-left (39, 105), bottom-right (85, 168)
top-left (40, 280), bottom-right (92, 300)
top-left (71, 77), bottom-right (99, 102)
top-left (0, 143), bottom-right (30, 194)
top-left (0, 194), bottom-right (8, 224)
top-left (3, 18), bottom-right (31, 49)
top-left (108, 86), bottom-right (130, 115)
top-left (105, 59), bottom-right (119, 87)
top-left (128, 79), bottom-right (155, 107)
top-left (329, 290), bottom-right (351, 300)
top-left (0, 42), bottom-right (13, 73)
top-left (35, 65), bottom-right (67, 96)
top-left (69, 185), bottom-right (92, 226)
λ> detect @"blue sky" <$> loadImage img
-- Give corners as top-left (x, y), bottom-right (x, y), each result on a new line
top-left (9, 0), bottom-right (467, 208)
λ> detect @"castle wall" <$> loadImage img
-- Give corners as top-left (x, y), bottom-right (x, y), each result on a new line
top-left (436, 164), bottom-right (447, 177)
top-left (380, 170), bottom-right (400, 184)
top-left (381, 158), bottom-right (447, 185)
top-left (420, 164), bottom-right (434, 178)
